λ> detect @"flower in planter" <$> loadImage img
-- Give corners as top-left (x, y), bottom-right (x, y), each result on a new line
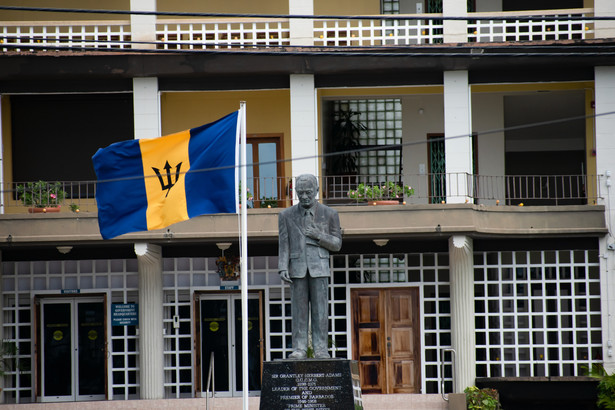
top-left (347, 181), bottom-right (414, 201)
top-left (16, 181), bottom-right (67, 209)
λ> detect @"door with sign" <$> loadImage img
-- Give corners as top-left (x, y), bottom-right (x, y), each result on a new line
top-left (197, 293), bottom-right (263, 397)
top-left (38, 297), bottom-right (106, 402)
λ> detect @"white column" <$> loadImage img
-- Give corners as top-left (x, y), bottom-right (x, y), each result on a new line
top-left (595, 0), bottom-right (615, 39)
top-left (130, 0), bottom-right (157, 49)
top-left (444, 70), bottom-right (472, 203)
top-left (134, 243), bottom-right (164, 399)
top-left (443, 0), bottom-right (467, 43)
top-left (289, 0), bottom-right (314, 46)
top-left (595, 66), bottom-right (615, 373)
top-left (133, 77), bottom-right (160, 140)
top-left (448, 235), bottom-right (476, 392)
top-left (290, 74), bottom-right (318, 180)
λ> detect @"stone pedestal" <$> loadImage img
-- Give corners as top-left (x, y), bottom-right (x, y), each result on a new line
top-left (259, 359), bottom-right (363, 410)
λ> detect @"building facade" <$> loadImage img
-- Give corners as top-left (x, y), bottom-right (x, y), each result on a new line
top-left (1, 0), bottom-right (615, 407)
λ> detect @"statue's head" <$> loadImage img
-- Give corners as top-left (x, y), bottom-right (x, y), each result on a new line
top-left (295, 174), bottom-right (318, 209)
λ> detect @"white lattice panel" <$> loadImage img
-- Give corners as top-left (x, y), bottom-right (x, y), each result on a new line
top-left (156, 19), bottom-right (290, 50)
top-left (474, 249), bottom-right (601, 378)
top-left (0, 21), bottom-right (131, 51)
top-left (468, 12), bottom-right (593, 42)
top-left (314, 18), bottom-right (444, 46)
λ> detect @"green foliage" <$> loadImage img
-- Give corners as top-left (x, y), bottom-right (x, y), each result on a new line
top-left (587, 363), bottom-right (615, 409)
top-left (465, 386), bottom-right (502, 410)
top-left (238, 182), bottom-right (253, 201)
top-left (0, 340), bottom-right (24, 377)
top-left (347, 181), bottom-right (414, 201)
top-left (16, 181), bottom-right (66, 208)
top-left (306, 337), bottom-right (337, 358)
top-left (260, 197), bottom-right (278, 208)
top-left (330, 107), bottom-right (365, 175)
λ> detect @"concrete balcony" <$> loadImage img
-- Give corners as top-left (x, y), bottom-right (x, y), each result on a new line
top-left (0, 8), bottom-right (596, 52)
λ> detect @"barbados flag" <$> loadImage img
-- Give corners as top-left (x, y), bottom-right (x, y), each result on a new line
top-left (92, 111), bottom-right (239, 240)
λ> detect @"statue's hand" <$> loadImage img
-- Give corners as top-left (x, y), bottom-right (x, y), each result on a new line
top-left (305, 224), bottom-right (321, 241)
top-left (279, 270), bottom-right (293, 283)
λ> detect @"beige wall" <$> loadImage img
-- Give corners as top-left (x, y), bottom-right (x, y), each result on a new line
top-left (314, 0), bottom-right (380, 15)
top-left (0, 1), bottom-right (129, 21)
top-left (157, 0), bottom-right (288, 15)
top-left (402, 94), bottom-right (444, 204)
top-left (160, 90), bottom-right (292, 179)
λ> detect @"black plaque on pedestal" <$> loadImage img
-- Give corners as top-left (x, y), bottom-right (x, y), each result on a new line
top-left (259, 359), bottom-right (363, 410)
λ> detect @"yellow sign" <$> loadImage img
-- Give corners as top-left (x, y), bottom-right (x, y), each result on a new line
top-left (88, 330), bottom-right (98, 340)
top-left (210, 321), bottom-right (219, 332)
top-left (53, 330), bottom-right (63, 341)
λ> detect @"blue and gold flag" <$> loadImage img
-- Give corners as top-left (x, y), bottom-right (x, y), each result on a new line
top-left (93, 111), bottom-right (239, 240)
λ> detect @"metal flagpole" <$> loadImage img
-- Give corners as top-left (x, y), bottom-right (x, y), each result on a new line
top-left (239, 101), bottom-right (249, 409)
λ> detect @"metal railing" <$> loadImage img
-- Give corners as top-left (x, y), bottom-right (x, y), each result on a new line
top-left (0, 173), bottom-right (600, 215)
top-left (440, 347), bottom-right (456, 401)
top-left (1, 180), bottom-right (98, 215)
top-left (205, 351), bottom-right (215, 409)
top-left (322, 173), bottom-right (598, 206)
top-left (0, 8), bottom-right (596, 52)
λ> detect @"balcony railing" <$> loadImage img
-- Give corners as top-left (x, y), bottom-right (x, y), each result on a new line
top-left (322, 173), bottom-right (597, 206)
top-left (0, 174), bottom-right (600, 215)
top-left (0, 8), bottom-right (595, 52)
top-left (467, 8), bottom-right (593, 43)
top-left (0, 20), bottom-right (132, 52)
top-left (156, 18), bottom-right (291, 50)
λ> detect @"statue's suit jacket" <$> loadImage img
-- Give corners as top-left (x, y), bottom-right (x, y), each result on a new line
top-left (278, 202), bottom-right (342, 278)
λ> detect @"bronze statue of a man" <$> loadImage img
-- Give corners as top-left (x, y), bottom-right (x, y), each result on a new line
top-left (278, 174), bottom-right (342, 359)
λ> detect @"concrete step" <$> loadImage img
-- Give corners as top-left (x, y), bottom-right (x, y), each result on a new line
top-left (1, 394), bottom-right (453, 409)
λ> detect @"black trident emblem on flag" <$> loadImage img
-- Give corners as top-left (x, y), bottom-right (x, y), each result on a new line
top-left (152, 160), bottom-right (182, 197)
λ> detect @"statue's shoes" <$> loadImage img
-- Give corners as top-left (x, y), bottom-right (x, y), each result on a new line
top-left (288, 350), bottom-right (307, 359)
top-left (314, 351), bottom-right (330, 359)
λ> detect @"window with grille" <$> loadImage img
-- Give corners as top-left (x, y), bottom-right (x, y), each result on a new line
top-left (332, 99), bottom-right (403, 183)
top-left (381, 0), bottom-right (400, 14)
top-left (474, 249), bottom-right (602, 378)
top-left (0, 259), bottom-right (140, 403)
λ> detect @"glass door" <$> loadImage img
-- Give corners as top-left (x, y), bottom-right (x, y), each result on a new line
top-left (40, 297), bottom-right (106, 402)
top-left (200, 293), bottom-right (262, 396)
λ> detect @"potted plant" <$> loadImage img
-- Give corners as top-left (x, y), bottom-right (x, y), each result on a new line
top-left (464, 386), bottom-right (502, 410)
top-left (347, 181), bottom-right (414, 205)
top-left (238, 182), bottom-right (254, 208)
top-left (260, 196), bottom-right (279, 208)
top-left (587, 363), bottom-right (615, 409)
top-left (16, 180), bottom-right (67, 213)
top-left (0, 340), bottom-right (20, 378)
top-left (330, 105), bottom-right (365, 176)
top-left (326, 105), bottom-right (365, 202)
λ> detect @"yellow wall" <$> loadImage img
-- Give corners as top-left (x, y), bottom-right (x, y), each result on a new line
top-left (0, 1), bottom-right (129, 21)
top-left (160, 90), bottom-right (292, 178)
top-left (314, 0), bottom-right (380, 15)
top-left (157, 0), bottom-right (288, 15)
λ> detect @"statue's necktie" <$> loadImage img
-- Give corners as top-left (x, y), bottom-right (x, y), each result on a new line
top-left (304, 209), bottom-right (313, 228)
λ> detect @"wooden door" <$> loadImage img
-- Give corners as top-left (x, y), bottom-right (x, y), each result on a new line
top-left (351, 288), bottom-right (420, 394)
